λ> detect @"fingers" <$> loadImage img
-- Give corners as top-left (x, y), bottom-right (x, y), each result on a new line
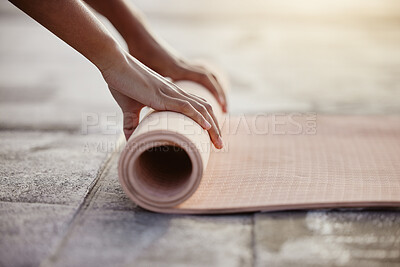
top-left (185, 69), bottom-right (227, 113)
top-left (163, 91), bottom-right (223, 149)
top-left (187, 92), bottom-right (221, 136)
top-left (171, 83), bottom-right (221, 136)
top-left (122, 111), bottom-right (140, 140)
top-left (187, 99), bottom-right (223, 149)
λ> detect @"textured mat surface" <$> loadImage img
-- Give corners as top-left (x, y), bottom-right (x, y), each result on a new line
top-left (118, 81), bottom-right (400, 214)
top-left (175, 115), bottom-right (400, 213)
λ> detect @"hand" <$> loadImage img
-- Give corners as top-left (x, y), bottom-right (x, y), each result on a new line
top-left (101, 51), bottom-right (223, 149)
top-left (128, 48), bottom-right (228, 113)
top-left (161, 58), bottom-right (228, 113)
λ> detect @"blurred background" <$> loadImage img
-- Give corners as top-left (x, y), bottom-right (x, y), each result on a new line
top-left (1, 0), bottom-right (399, 131)
top-left (1, 2), bottom-right (400, 266)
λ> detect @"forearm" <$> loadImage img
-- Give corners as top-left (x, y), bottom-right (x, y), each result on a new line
top-left (10, 0), bottom-right (124, 72)
top-left (9, 0), bottom-right (224, 146)
top-left (83, 0), bottom-right (179, 75)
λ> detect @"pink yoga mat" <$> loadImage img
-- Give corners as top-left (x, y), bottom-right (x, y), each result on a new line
top-left (118, 81), bottom-right (400, 214)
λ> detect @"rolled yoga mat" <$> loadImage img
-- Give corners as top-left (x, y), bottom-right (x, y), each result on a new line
top-left (118, 81), bottom-right (400, 214)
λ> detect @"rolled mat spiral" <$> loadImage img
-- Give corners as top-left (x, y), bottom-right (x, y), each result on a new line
top-left (118, 80), bottom-right (400, 214)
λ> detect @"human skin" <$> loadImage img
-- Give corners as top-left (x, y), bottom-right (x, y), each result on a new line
top-left (83, 0), bottom-right (227, 111)
top-left (9, 0), bottom-right (224, 149)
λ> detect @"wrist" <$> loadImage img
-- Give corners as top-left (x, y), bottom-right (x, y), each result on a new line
top-left (126, 38), bottom-right (181, 77)
top-left (94, 39), bottom-right (127, 74)
top-left (99, 47), bottom-right (149, 96)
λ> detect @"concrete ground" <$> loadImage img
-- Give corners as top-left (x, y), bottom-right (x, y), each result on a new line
top-left (1, 0), bottom-right (399, 266)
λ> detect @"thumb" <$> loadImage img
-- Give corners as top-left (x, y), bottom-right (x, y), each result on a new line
top-left (122, 111), bottom-right (141, 140)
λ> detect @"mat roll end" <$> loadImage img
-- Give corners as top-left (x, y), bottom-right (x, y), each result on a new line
top-left (118, 129), bottom-right (205, 210)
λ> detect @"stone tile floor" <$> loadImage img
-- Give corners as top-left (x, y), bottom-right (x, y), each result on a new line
top-left (0, 0), bottom-right (399, 266)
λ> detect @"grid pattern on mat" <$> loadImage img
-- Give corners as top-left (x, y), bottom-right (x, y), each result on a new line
top-left (176, 115), bottom-right (400, 212)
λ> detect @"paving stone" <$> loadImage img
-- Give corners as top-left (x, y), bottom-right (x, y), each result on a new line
top-left (46, 210), bottom-right (252, 267)
top-left (130, 215), bottom-right (252, 267)
top-left (44, 157), bottom-right (253, 267)
top-left (254, 210), bottom-right (400, 267)
top-left (87, 154), bottom-right (137, 212)
top-left (0, 131), bottom-right (119, 205)
top-left (0, 202), bottom-right (76, 267)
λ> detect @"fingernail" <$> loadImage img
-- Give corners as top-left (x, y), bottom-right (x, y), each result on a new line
top-left (204, 120), bottom-right (212, 129)
top-left (217, 136), bottom-right (224, 149)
